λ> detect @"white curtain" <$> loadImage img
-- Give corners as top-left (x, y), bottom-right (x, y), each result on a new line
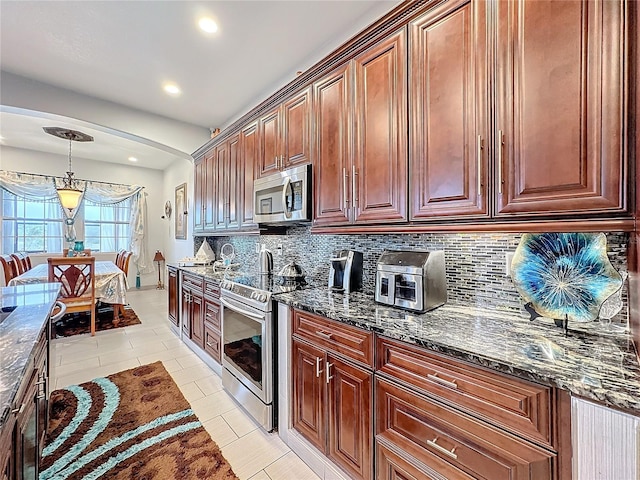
top-left (0, 171), bottom-right (151, 271)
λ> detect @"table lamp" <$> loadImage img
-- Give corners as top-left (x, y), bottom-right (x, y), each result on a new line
top-left (154, 250), bottom-right (165, 289)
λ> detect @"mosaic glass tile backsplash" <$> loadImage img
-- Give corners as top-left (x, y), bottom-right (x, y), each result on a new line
top-left (195, 228), bottom-right (629, 326)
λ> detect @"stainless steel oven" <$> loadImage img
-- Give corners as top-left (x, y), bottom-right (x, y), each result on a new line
top-left (220, 280), bottom-right (275, 431)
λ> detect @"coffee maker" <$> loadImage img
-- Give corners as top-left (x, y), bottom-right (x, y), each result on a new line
top-left (328, 250), bottom-right (363, 293)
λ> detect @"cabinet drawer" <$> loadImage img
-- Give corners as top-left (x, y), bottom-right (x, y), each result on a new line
top-left (182, 273), bottom-right (203, 292)
top-left (204, 279), bottom-right (220, 299)
top-left (204, 299), bottom-right (221, 331)
top-left (376, 437), bottom-right (474, 480)
top-left (293, 309), bottom-right (374, 368)
top-left (376, 378), bottom-right (554, 480)
top-left (377, 336), bottom-right (553, 448)
top-left (203, 325), bottom-right (221, 363)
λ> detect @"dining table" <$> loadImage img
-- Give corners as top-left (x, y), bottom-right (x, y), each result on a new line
top-left (8, 260), bottom-right (129, 324)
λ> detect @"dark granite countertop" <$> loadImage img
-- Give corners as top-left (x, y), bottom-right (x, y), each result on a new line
top-left (274, 288), bottom-right (640, 416)
top-left (0, 283), bottom-right (61, 426)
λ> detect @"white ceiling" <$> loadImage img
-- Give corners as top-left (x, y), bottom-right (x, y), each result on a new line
top-left (0, 1), bottom-right (399, 169)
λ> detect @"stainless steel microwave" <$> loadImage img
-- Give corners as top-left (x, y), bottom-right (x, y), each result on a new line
top-left (254, 164), bottom-right (312, 224)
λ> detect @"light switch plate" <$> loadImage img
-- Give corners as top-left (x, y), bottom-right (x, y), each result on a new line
top-left (505, 252), bottom-right (515, 277)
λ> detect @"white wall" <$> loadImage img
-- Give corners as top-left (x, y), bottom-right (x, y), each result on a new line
top-left (163, 158), bottom-right (195, 264)
top-left (0, 145), bottom-right (167, 288)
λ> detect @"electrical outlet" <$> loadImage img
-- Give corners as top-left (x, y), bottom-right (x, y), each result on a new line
top-left (276, 244), bottom-right (283, 255)
top-left (505, 252), bottom-right (515, 277)
top-left (255, 243), bottom-right (261, 254)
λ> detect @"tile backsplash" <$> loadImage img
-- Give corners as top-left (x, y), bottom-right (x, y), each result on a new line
top-left (195, 228), bottom-right (629, 327)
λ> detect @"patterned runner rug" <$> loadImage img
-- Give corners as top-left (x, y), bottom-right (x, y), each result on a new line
top-left (53, 304), bottom-right (142, 338)
top-left (40, 362), bottom-right (238, 480)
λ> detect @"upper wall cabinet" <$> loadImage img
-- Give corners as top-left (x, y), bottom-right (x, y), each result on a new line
top-left (258, 87), bottom-right (312, 178)
top-left (495, 0), bottom-right (626, 216)
top-left (215, 134), bottom-right (241, 230)
top-left (314, 29), bottom-right (408, 227)
top-left (240, 121), bottom-right (258, 228)
top-left (411, 0), bottom-right (627, 221)
top-left (193, 157), bottom-right (205, 232)
top-left (410, 0), bottom-right (489, 220)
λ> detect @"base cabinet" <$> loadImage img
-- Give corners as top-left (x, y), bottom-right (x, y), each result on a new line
top-left (181, 273), bottom-right (204, 346)
top-left (203, 279), bottom-right (221, 364)
top-left (291, 309), bottom-right (373, 480)
top-left (168, 266), bottom-right (178, 327)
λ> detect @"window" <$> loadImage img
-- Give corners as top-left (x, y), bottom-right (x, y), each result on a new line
top-left (84, 199), bottom-right (132, 253)
top-left (1, 190), bottom-right (63, 253)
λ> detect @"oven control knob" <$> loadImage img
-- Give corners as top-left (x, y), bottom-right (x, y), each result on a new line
top-left (258, 294), bottom-right (267, 302)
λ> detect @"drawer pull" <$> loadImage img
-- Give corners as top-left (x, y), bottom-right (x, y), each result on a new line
top-left (427, 437), bottom-right (458, 460)
top-left (206, 342), bottom-right (215, 348)
top-left (11, 404), bottom-right (25, 415)
top-left (427, 373), bottom-right (458, 389)
top-left (326, 362), bottom-right (333, 384)
top-left (315, 357), bottom-right (323, 378)
top-left (316, 330), bottom-right (333, 340)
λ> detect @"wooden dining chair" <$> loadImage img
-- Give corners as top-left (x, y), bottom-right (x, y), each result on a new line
top-left (10, 253), bottom-right (29, 275)
top-left (121, 251), bottom-right (133, 275)
top-left (47, 257), bottom-right (97, 336)
top-left (0, 254), bottom-right (18, 285)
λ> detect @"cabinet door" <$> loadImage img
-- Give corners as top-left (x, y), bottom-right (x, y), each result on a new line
top-left (214, 142), bottom-right (228, 230)
top-left (353, 29), bottom-right (408, 224)
top-left (190, 291), bottom-right (204, 347)
top-left (181, 288), bottom-right (191, 338)
top-left (203, 149), bottom-right (216, 230)
top-left (240, 122), bottom-right (258, 228)
top-left (193, 159), bottom-right (205, 231)
top-left (15, 377), bottom-right (38, 480)
top-left (292, 338), bottom-right (326, 452)
top-left (226, 134), bottom-right (241, 230)
top-left (313, 63), bottom-right (352, 226)
top-left (168, 267), bottom-right (178, 326)
top-left (495, 0), bottom-right (625, 216)
top-left (327, 355), bottom-right (372, 480)
top-left (282, 88), bottom-right (311, 168)
top-left (204, 298), bottom-right (220, 331)
top-left (410, 0), bottom-right (489, 220)
top-left (258, 108), bottom-right (281, 177)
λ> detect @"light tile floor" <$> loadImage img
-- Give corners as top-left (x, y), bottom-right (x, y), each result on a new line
top-left (51, 288), bottom-right (320, 480)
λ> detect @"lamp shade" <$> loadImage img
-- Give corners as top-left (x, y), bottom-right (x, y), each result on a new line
top-left (153, 250), bottom-right (165, 262)
top-left (57, 187), bottom-right (83, 210)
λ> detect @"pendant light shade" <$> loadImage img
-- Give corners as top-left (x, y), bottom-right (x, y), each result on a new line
top-left (43, 127), bottom-right (94, 212)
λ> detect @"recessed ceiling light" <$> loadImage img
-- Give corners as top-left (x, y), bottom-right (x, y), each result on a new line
top-left (163, 83), bottom-right (181, 96)
top-left (128, 156), bottom-right (138, 162)
top-left (198, 17), bottom-right (218, 33)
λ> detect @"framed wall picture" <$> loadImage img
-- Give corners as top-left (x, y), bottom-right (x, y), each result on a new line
top-left (175, 183), bottom-right (187, 239)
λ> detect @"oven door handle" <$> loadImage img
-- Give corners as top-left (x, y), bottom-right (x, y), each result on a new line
top-left (220, 297), bottom-right (265, 321)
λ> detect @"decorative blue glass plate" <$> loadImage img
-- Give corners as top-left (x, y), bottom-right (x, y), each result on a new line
top-left (511, 233), bottom-right (622, 323)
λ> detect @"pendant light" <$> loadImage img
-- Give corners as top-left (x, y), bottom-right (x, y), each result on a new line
top-left (43, 127), bottom-right (94, 211)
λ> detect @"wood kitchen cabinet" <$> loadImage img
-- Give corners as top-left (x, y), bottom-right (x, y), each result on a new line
top-left (168, 266), bottom-right (178, 327)
top-left (495, 0), bottom-right (626, 216)
top-left (240, 122), bottom-right (258, 228)
top-left (181, 273), bottom-right (203, 346)
top-left (410, 0), bottom-right (627, 221)
top-left (214, 134), bottom-right (241, 231)
top-left (314, 28), bottom-right (407, 227)
top-left (203, 279), bottom-right (221, 363)
top-left (410, 0), bottom-right (489, 220)
top-left (258, 87), bottom-right (311, 178)
top-left (193, 158), bottom-right (205, 232)
top-left (291, 310), bottom-right (373, 480)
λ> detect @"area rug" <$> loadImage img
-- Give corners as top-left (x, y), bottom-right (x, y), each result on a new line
top-left (40, 361), bottom-right (239, 480)
top-left (53, 304), bottom-right (142, 338)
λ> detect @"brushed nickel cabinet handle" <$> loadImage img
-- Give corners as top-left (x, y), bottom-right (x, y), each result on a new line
top-left (498, 130), bottom-right (504, 194)
top-left (315, 357), bottom-right (323, 378)
top-left (477, 135), bottom-right (483, 194)
top-left (11, 404), bottom-right (25, 415)
top-left (427, 437), bottom-right (458, 459)
top-left (427, 373), bottom-right (458, 389)
top-left (316, 330), bottom-right (333, 340)
top-left (343, 168), bottom-right (349, 210)
top-left (352, 165), bottom-right (358, 208)
top-left (326, 362), bottom-right (333, 384)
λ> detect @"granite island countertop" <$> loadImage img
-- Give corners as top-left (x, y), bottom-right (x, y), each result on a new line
top-left (0, 283), bottom-right (61, 426)
top-left (274, 288), bottom-right (640, 416)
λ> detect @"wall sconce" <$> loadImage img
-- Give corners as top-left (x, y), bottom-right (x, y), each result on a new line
top-left (154, 250), bottom-right (165, 289)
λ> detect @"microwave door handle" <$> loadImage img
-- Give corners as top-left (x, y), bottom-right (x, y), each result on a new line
top-left (282, 177), bottom-right (292, 218)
